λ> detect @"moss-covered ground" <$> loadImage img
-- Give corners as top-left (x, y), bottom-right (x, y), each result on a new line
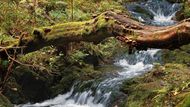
top-left (120, 44), bottom-right (190, 107)
top-left (121, 63), bottom-right (190, 107)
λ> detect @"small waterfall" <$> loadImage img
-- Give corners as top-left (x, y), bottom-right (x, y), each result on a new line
top-left (127, 0), bottom-right (181, 26)
top-left (17, 0), bottom-right (181, 107)
top-left (17, 50), bottom-right (161, 107)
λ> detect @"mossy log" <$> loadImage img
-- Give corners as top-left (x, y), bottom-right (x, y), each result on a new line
top-left (1, 11), bottom-right (190, 56)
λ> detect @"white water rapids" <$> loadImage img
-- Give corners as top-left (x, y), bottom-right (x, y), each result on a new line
top-left (17, 0), bottom-right (181, 107)
top-left (127, 0), bottom-right (181, 26)
top-left (17, 49), bottom-right (160, 107)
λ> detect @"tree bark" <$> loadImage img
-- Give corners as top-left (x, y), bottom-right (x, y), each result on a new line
top-left (1, 11), bottom-right (190, 56)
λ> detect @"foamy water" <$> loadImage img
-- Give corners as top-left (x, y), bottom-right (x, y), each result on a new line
top-left (17, 49), bottom-right (160, 107)
top-left (127, 0), bottom-right (181, 26)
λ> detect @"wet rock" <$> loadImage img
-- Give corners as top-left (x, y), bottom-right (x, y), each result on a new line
top-left (4, 66), bottom-right (52, 104)
top-left (175, 9), bottom-right (185, 20)
top-left (162, 44), bottom-right (190, 65)
top-left (175, 1), bottom-right (190, 20)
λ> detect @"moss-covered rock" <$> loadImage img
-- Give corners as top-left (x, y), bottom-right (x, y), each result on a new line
top-left (3, 66), bottom-right (53, 104)
top-left (121, 63), bottom-right (190, 107)
top-left (162, 44), bottom-right (190, 66)
top-left (175, 1), bottom-right (190, 20)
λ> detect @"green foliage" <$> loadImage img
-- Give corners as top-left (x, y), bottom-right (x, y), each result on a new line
top-left (0, 2), bottom-right (32, 35)
top-left (179, 95), bottom-right (190, 107)
top-left (162, 44), bottom-right (190, 65)
top-left (57, 0), bottom-right (124, 21)
top-left (0, 94), bottom-right (13, 107)
top-left (1, 60), bottom-right (9, 69)
top-left (183, 2), bottom-right (190, 18)
top-left (97, 38), bottom-right (125, 58)
top-left (69, 50), bottom-right (89, 64)
top-left (0, 34), bottom-right (15, 43)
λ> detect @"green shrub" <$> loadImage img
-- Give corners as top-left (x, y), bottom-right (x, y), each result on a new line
top-left (183, 2), bottom-right (190, 18)
top-left (0, 2), bottom-right (31, 36)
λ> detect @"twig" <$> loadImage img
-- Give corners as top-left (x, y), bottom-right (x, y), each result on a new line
top-left (0, 46), bottom-right (26, 52)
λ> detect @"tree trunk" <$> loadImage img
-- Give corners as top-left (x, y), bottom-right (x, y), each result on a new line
top-left (1, 11), bottom-right (190, 56)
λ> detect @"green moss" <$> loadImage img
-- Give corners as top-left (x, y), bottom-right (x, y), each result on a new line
top-left (0, 34), bottom-right (19, 47)
top-left (121, 63), bottom-right (190, 107)
top-left (0, 1), bottom-right (32, 34)
top-left (32, 12), bottom-right (116, 43)
top-left (162, 44), bottom-right (190, 65)
top-left (0, 94), bottom-right (13, 107)
top-left (177, 94), bottom-right (190, 107)
top-left (183, 2), bottom-right (190, 18)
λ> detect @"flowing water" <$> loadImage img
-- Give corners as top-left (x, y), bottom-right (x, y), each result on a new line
top-left (127, 0), bottom-right (181, 26)
top-left (17, 0), bottom-right (181, 107)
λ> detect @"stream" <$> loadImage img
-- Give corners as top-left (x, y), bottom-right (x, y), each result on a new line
top-left (17, 0), bottom-right (181, 107)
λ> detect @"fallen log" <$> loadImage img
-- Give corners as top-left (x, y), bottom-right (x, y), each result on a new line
top-left (1, 11), bottom-right (190, 55)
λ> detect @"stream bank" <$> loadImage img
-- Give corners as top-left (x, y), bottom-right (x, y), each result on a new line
top-left (119, 0), bottom-right (190, 106)
top-left (121, 63), bottom-right (190, 107)
top-left (3, 38), bottom-right (126, 105)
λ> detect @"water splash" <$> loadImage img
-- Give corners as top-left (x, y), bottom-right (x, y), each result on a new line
top-left (127, 0), bottom-right (181, 26)
top-left (17, 87), bottom-right (104, 107)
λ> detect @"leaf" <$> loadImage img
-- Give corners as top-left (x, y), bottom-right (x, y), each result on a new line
top-left (2, 60), bottom-right (9, 68)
